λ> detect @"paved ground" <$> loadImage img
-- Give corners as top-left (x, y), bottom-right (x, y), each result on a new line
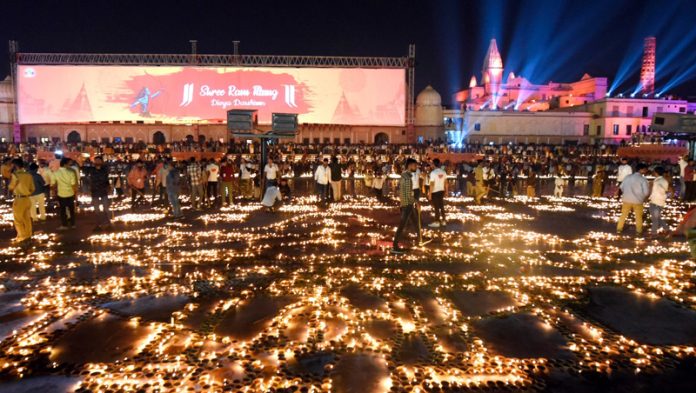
top-left (0, 180), bottom-right (695, 392)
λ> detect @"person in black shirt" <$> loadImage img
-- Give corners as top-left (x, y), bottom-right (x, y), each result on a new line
top-left (28, 163), bottom-right (47, 222)
top-left (88, 156), bottom-right (111, 230)
top-left (329, 156), bottom-right (343, 202)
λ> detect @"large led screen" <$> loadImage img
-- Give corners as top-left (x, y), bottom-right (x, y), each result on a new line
top-left (17, 65), bottom-right (406, 126)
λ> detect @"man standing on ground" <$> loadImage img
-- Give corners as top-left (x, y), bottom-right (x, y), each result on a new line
top-left (9, 159), bottom-right (34, 243)
top-left (28, 163), bottom-right (46, 222)
top-left (649, 166), bottom-right (670, 236)
top-left (474, 161), bottom-right (487, 204)
top-left (52, 158), bottom-right (78, 230)
top-left (329, 156), bottom-right (343, 202)
top-left (155, 159), bottom-right (170, 208)
top-left (428, 159), bottom-right (447, 228)
top-left (392, 158), bottom-right (423, 254)
top-left (616, 163), bottom-right (650, 236)
top-left (592, 165), bottom-right (607, 198)
top-left (187, 158), bottom-right (204, 210)
top-left (526, 165), bottom-right (537, 198)
top-left (127, 160), bottom-right (147, 207)
top-left (616, 158), bottom-right (632, 197)
top-left (678, 155), bottom-right (688, 200)
top-left (240, 158), bottom-right (253, 201)
top-left (219, 158), bottom-right (236, 206)
top-left (263, 157), bottom-right (279, 190)
top-left (205, 159), bottom-right (220, 207)
top-left (314, 158), bottom-right (330, 205)
top-left (88, 156), bottom-right (111, 230)
top-left (166, 161), bottom-right (184, 219)
top-left (1, 158), bottom-right (13, 198)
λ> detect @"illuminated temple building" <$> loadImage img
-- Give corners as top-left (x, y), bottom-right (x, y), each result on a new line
top-left (441, 37), bottom-right (696, 145)
top-left (454, 39), bottom-right (608, 112)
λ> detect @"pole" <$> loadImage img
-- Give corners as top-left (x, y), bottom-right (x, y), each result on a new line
top-left (189, 40), bottom-right (198, 64)
top-left (9, 40), bottom-right (19, 143)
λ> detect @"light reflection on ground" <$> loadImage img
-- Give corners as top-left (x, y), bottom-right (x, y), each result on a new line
top-left (0, 189), bottom-right (695, 392)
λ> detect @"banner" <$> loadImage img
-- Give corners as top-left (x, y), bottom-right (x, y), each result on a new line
top-left (18, 65), bottom-right (406, 126)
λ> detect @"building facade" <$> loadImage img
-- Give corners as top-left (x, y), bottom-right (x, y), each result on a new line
top-left (443, 97), bottom-right (690, 145)
top-left (454, 39), bottom-right (608, 112)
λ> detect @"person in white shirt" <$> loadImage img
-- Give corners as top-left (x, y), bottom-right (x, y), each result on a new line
top-left (205, 160), bottom-right (220, 207)
top-left (554, 168), bottom-right (565, 197)
top-left (616, 158), bottom-right (633, 197)
top-left (617, 163), bottom-right (650, 235)
top-left (372, 169), bottom-right (386, 200)
top-left (649, 166), bottom-right (670, 235)
top-left (428, 159), bottom-right (448, 227)
top-left (261, 185), bottom-right (282, 212)
top-left (314, 159), bottom-right (330, 204)
top-left (239, 158), bottom-right (253, 200)
top-left (411, 166), bottom-right (421, 200)
top-left (263, 157), bottom-right (279, 188)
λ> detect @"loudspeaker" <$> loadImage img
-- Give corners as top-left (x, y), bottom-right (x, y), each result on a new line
top-left (272, 113), bottom-right (298, 133)
top-left (227, 110), bottom-right (257, 131)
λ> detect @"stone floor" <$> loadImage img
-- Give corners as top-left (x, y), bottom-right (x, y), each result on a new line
top-left (0, 182), bottom-right (695, 392)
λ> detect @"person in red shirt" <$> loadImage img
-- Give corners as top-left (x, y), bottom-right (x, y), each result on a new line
top-left (219, 158), bottom-right (237, 206)
top-left (127, 160), bottom-right (148, 207)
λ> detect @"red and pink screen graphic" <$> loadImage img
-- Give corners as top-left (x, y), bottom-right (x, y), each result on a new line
top-left (17, 65), bottom-right (405, 126)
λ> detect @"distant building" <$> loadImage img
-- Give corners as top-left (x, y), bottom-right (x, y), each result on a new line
top-left (443, 97), bottom-right (689, 145)
top-left (414, 85), bottom-right (444, 141)
top-left (454, 39), bottom-right (608, 112)
top-left (0, 77), bottom-right (15, 141)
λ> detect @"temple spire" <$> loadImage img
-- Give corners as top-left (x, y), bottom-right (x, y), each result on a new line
top-left (482, 38), bottom-right (504, 96)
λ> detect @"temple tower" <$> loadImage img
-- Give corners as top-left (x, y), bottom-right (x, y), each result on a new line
top-left (640, 36), bottom-right (656, 95)
top-left (482, 39), bottom-right (504, 104)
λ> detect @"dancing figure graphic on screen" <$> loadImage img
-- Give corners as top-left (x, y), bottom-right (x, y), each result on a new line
top-left (130, 87), bottom-right (161, 116)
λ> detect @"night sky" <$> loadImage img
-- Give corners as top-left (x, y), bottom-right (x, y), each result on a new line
top-left (2, 0), bottom-right (695, 105)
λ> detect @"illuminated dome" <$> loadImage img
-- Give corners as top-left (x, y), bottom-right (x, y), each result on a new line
top-left (416, 85), bottom-right (442, 107)
top-left (415, 85), bottom-right (443, 126)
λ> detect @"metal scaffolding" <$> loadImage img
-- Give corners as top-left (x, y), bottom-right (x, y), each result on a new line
top-left (15, 52), bottom-right (410, 69)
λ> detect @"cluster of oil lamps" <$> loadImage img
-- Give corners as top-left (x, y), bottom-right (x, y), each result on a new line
top-left (0, 191), bottom-right (694, 392)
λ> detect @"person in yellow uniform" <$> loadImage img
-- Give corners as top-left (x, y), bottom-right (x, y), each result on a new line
top-left (8, 159), bottom-right (35, 243)
top-left (1, 158), bottom-right (13, 198)
top-left (52, 158), bottom-right (79, 229)
top-left (474, 160), bottom-right (487, 204)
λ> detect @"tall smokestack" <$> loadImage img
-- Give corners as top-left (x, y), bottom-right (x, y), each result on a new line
top-left (640, 36), bottom-right (656, 95)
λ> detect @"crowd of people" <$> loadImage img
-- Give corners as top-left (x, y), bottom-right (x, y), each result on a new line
top-left (0, 141), bottom-right (693, 253)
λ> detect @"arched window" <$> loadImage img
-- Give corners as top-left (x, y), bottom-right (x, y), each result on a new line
top-left (185, 135), bottom-right (194, 143)
top-left (153, 131), bottom-right (166, 145)
top-left (66, 130), bottom-right (81, 143)
top-left (374, 132), bottom-right (389, 144)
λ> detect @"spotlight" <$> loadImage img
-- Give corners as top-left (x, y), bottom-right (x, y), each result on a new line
top-left (55, 150), bottom-right (64, 156)
top-left (630, 93), bottom-right (636, 98)
top-left (605, 92), bottom-right (611, 97)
